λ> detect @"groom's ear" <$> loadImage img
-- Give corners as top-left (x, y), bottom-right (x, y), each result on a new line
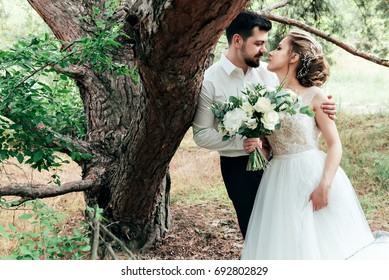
top-left (232, 34), bottom-right (243, 48)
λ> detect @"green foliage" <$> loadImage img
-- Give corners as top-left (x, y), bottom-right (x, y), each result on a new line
top-left (248, 0), bottom-right (341, 60)
top-left (351, 0), bottom-right (389, 57)
top-left (0, 198), bottom-right (91, 260)
top-left (324, 48), bottom-right (389, 107)
top-left (0, 0), bottom-right (51, 49)
top-left (247, 0), bottom-right (388, 62)
top-left (0, 1), bottom-right (138, 172)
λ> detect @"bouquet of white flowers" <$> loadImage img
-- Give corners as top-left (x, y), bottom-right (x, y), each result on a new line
top-left (211, 83), bottom-right (315, 171)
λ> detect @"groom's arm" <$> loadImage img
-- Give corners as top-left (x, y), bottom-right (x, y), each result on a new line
top-left (192, 81), bottom-right (245, 152)
top-left (321, 95), bottom-right (337, 120)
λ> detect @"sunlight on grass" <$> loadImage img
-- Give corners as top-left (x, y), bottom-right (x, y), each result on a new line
top-left (324, 49), bottom-right (389, 111)
top-left (171, 183), bottom-right (231, 206)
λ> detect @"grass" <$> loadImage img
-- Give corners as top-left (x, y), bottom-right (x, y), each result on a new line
top-left (324, 49), bottom-right (389, 112)
top-left (318, 113), bottom-right (388, 229)
top-left (0, 156), bottom-right (85, 258)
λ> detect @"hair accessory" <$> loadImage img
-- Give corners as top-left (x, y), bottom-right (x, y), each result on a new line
top-left (296, 54), bottom-right (313, 79)
top-left (296, 44), bottom-right (319, 79)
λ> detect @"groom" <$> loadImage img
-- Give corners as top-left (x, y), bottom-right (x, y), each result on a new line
top-left (192, 10), bottom-right (336, 238)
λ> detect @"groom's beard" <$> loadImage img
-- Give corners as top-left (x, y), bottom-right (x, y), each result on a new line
top-left (244, 54), bottom-right (262, 68)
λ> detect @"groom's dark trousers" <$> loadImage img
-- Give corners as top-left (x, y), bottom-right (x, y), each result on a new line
top-left (220, 155), bottom-right (264, 239)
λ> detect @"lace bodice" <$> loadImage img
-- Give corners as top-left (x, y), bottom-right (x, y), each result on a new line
top-left (267, 88), bottom-right (321, 156)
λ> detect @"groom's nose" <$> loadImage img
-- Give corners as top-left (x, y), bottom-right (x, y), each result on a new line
top-left (259, 45), bottom-right (267, 54)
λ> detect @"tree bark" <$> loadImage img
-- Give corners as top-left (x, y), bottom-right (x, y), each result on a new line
top-left (26, 0), bottom-right (250, 250)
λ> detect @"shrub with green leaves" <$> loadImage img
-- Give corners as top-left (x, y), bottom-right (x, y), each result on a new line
top-left (0, 198), bottom-right (91, 260)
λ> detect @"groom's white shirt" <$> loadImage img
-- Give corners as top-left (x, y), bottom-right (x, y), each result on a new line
top-left (193, 53), bottom-right (278, 157)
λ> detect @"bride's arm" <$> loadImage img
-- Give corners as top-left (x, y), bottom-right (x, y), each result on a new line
top-left (310, 91), bottom-right (342, 211)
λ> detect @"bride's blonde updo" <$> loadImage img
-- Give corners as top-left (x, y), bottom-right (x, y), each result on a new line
top-left (288, 30), bottom-right (329, 87)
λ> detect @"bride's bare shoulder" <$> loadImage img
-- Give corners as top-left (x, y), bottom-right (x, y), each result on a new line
top-left (310, 86), bottom-right (329, 100)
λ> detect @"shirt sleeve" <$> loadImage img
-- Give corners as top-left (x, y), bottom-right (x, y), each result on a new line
top-left (192, 80), bottom-right (245, 152)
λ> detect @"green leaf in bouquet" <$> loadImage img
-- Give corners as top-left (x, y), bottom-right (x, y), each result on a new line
top-left (253, 84), bottom-right (266, 91)
top-left (228, 95), bottom-right (241, 105)
top-left (300, 106), bottom-right (316, 117)
top-left (284, 96), bottom-right (294, 104)
top-left (275, 90), bottom-right (290, 98)
top-left (289, 108), bottom-right (297, 115)
top-left (237, 126), bottom-right (247, 135)
top-left (267, 91), bottom-right (277, 102)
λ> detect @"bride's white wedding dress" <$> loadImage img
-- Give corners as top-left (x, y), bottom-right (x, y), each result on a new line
top-left (241, 88), bottom-right (389, 260)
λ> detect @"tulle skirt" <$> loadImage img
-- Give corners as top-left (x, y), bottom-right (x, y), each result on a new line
top-left (241, 149), bottom-right (378, 260)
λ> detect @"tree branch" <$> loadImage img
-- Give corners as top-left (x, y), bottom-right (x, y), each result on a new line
top-left (27, 0), bottom-right (86, 42)
top-left (90, 206), bottom-right (101, 260)
top-left (35, 122), bottom-right (92, 159)
top-left (263, 0), bottom-right (289, 13)
top-left (86, 209), bottom-right (136, 260)
top-left (0, 179), bottom-right (94, 204)
top-left (259, 11), bottom-right (389, 68)
top-left (99, 222), bottom-right (136, 259)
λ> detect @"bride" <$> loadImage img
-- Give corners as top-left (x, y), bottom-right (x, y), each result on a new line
top-left (241, 29), bottom-right (388, 260)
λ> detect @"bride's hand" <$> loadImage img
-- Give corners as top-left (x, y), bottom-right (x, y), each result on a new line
top-left (310, 184), bottom-right (330, 211)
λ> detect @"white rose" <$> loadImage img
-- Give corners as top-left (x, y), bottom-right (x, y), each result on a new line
top-left (223, 108), bottom-right (248, 135)
top-left (245, 118), bottom-right (258, 129)
top-left (279, 103), bottom-right (289, 110)
top-left (253, 97), bottom-right (276, 113)
top-left (218, 122), bottom-right (228, 136)
top-left (241, 101), bottom-right (254, 116)
top-left (285, 89), bottom-right (298, 100)
top-left (257, 88), bottom-right (268, 96)
top-left (261, 110), bottom-right (279, 130)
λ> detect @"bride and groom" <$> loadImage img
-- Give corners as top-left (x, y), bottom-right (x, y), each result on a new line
top-left (192, 10), bottom-right (388, 259)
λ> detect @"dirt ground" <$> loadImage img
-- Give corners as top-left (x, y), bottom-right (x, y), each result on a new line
top-left (138, 203), bottom-right (244, 260)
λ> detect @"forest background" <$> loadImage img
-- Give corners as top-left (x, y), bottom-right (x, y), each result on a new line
top-left (0, 0), bottom-right (388, 260)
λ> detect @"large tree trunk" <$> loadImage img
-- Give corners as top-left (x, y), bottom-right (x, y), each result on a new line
top-left (26, 0), bottom-right (250, 250)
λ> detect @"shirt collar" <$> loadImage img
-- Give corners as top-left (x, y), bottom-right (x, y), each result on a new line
top-left (220, 53), bottom-right (248, 76)
top-left (220, 53), bottom-right (256, 77)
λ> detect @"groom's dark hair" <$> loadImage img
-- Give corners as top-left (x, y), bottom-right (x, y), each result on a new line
top-left (226, 10), bottom-right (272, 44)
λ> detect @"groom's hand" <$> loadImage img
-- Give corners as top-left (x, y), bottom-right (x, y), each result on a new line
top-left (321, 95), bottom-right (337, 121)
top-left (243, 138), bottom-right (262, 154)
